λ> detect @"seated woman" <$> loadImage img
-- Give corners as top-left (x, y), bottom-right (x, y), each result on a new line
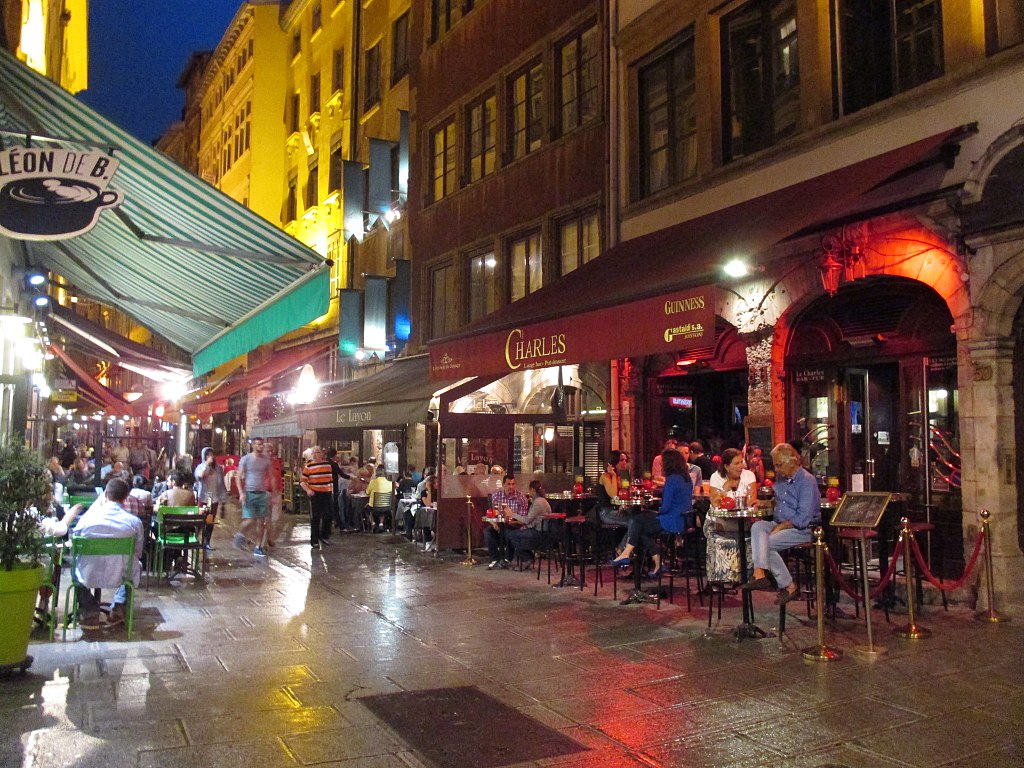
top-left (705, 448), bottom-right (758, 584)
top-left (610, 449), bottom-right (692, 577)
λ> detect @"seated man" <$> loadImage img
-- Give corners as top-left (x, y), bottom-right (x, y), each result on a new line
top-left (367, 466), bottom-right (395, 532)
top-left (505, 480), bottom-right (551, 568)
top-left (743, 443), bottom-right (820, 605)
top-left (72, 478), bottom-right (146, 629)
top-left (484, 474), bottom-right (528, 569)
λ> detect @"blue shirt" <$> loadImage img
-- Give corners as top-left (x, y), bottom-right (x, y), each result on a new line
top-left (773, 466), bottom-right (821, 529)
top-left (658, 473), bottom-right (692, 534)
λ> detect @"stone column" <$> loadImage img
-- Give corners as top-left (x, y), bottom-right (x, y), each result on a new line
top-left (960, 337), bottom-right (1023, 614)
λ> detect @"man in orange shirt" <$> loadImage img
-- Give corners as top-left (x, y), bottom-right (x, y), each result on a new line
top-left (299, 446), bottom-right (334, 549)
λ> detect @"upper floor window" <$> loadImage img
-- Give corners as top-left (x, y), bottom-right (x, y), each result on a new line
top-left (305, 161), bottom-right (319, 210)
top-left (722, 0), bottom-right (799, 161)
top-left (508, 61), bottom-right (544, 161)
top-left (332, 47), bottom-right (345, 93)
top-left (392, 12), bottom-right (410, 84)
top-left (509, 230), bottom-right (543, 303)
top-left (291, 30), bottom-right (301, 59)
top-left (466, 92), bottom-right (496, 182)
top-left (364, 42), bottom-right (382, 111)
top-left (328, 139), bottom-right (343, 193)
top-left (467, 249), bottom-right (498, 322)
top-left (639, 34), bottom-right (697, 197)
top-left (289, 92), bottom-right (301, 133)
top-left (429, 261), bottom-right (459, 339)
top-left (835, 0), bottom-right (943, 116)
top-left (430, 118), bottom-right (457, 203)
top-left (557, 24), bottom-right (600, 135)
top-left (559, 210), bottom-right (600, 277)
top-left (285, 173), bottom-right (298, 223)
top-left (431, 0), bottom-right (473, 42)
top-left (312, 2), bottom-right (322, 34)
top-left (310, 72), bottom-right (321, 117)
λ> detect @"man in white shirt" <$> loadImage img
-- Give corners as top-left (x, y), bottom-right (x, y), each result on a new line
top-left (72, 479), bottom-right (146, 629)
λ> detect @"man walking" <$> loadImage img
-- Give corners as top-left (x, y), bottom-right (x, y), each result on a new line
top-left (195, 447), bottom-right (226, 550)
top-left (299, 446), bottom-right (335, 549)
top-left (234, 438), bottom-right (272, 557)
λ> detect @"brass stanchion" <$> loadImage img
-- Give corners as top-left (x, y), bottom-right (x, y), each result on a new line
top-left (975, 509), bottom-right (1008, 623)
top-left (894, 517), bottom-right (930, 639)
top-left (461, 495), bottom-right (477, 566)
top-left (802, 528), bottom-right (843, 662)
top-left (852, 526), bottom-right (887, 658)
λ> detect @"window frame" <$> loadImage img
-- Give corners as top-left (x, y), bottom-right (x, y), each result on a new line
top-left (557, 209), bottom-right (601, 277)
top-left (466, 247), bottom-right (499, 323)
top-left (392, 11), bottom-right (410, 85)
top-left (507, 229), bottom-right (543, 303)
top-left (305, 160), bottom-right (319, 211)
top-left (309, 71), bottom-right (321, 117)
top-left (364, 42), bottom-right (382, 112)
top-left (429, 117), bottom-right (457, 203)
top-left (465, 91), bottom-right (497, 183)
top-left (637, 31), bottom-right (698, 198)
top-left (332, 47), bottom-right (346, 94)
top-left (428, 259), bottom-right (459, 340)
top-left (556, 23), bottom-right (600, 136)
top-left (507, 59), bottom-right (545, 162)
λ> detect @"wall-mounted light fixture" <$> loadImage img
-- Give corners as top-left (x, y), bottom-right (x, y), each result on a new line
top-left (818, 224), bottom-right (868, 296)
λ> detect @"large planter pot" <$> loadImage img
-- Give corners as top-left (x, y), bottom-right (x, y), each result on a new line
top-left (0, 564), bottom-right (46, 669)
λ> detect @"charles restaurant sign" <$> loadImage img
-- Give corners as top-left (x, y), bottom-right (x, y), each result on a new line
top-left (429, 284), bottom-right (716, 379)
top-left (0, 147), bottom-right (123, 240)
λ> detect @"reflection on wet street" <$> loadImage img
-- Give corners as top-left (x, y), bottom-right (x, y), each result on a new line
top-left (2, 518), bottom-right (1022, 767)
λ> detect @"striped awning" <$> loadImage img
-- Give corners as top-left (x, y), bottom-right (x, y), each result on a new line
top-left (0, 49), bottom-right (329, 377)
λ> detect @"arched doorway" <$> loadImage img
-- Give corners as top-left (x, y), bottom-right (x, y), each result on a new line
top-left (785, 276), bottom-right (962, 577)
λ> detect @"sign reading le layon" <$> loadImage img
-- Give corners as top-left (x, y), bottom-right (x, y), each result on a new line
top-left (429, 284), bottom-right (716, 379)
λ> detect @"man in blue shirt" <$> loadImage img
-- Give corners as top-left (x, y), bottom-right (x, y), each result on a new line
top-left (744, 442), bottom-right (821, 604)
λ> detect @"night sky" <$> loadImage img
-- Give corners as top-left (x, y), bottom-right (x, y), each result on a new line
top-left (76, 0), bottom-right (241, 145)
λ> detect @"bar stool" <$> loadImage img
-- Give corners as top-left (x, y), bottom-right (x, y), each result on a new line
top-left (666, 526), bottom-right (705, 611)
top-left (834, 527), bottom-right (888, 621)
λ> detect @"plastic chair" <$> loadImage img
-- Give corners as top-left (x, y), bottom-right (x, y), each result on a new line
top-left (369, 492), bottom-right (394, 533)
top-left (35, 536), bottom-right (64, 641)
top-left (154, 506), bottom-right (206, 582)
top-left (62, 535), bottom-right (137, 639)
top-left (67, 495), bottom-right (97, 509)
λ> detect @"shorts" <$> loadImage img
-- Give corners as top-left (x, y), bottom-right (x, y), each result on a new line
top-left (242, 490), bottom-right (269, 519)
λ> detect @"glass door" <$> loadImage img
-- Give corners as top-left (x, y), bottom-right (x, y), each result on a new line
top-left (843, 364), bottom-right (900, 492)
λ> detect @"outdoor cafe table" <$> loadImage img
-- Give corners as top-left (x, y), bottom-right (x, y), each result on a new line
top-left (712, 505), bottom-right (773, 640)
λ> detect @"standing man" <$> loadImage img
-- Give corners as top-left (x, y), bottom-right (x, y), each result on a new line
top-left (484, 474), bottom-right (529, 569)
top-left (234, 438), bottom-right (272, 557)
top-left (744, 443), bottom-right (821, 605)
top-left (195, 447), bottom-right (226, 550)
top-left (299, 446), bottom-right (335, 548)
top-left (71, 479), bottom-right (146, 629)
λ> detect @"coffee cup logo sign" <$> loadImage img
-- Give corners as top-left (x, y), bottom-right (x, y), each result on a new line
top-left (0, 147), bottom-right (124, 240)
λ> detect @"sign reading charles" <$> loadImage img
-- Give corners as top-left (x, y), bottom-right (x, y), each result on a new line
top-left (0, 147), bottom-right (124, 240)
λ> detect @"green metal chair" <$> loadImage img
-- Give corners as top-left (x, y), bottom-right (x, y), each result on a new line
top-left (154, 506), bottom-right (206, 583)
top-left (62, 535), bottom-right (138, 640)
top-left (66, 495), bottom-right (97, 509)
top-left (35, 536), bottom-right (65, 641)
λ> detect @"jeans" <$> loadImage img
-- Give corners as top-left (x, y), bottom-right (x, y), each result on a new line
top-left (507, 527), bottom-right (542, 560)
top-left (484, 524), bottom-right (508, 562)
top-left (309, 491), bottom-right (333, 545)
top-left (749, 520), bottom-right (812, 589)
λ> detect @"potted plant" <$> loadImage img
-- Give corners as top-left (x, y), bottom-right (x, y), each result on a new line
top-left (0, 441), bottom-right (51, 672)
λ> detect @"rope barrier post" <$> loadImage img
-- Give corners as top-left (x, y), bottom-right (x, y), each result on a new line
top-left (894, 517), bottom-right (930, 639)
top-left (461, 495), bottom-right (477, 567)
top-left (802, 527), bottom-right (842, 662)
top-left (852, 526), bottom-right (887, 658)
top-left (975, 509), bottom-right (1008, 624)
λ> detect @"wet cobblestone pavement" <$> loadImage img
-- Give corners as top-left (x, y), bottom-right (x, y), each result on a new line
top-left (2, 517), bottom-right (1021, 768)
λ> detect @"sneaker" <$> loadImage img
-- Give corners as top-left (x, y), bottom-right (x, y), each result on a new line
top-left (253, 547), bottom-right (266, 557)
top-left (203, 544), bottom-right (215, 552)
top-left (488, 560), bottom-right (500, 570)
top-left (232, 532), bottom-right (246, 550)
top-left (78, 613), bottom-right (101, 630)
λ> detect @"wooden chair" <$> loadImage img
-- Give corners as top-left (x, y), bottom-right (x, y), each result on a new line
top-left (62, 535), bottom-right (138, 639)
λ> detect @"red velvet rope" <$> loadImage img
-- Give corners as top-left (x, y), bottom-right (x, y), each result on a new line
top-left (821, 534), bottom-right (903, 602)
top-left (909, 528), bottom-right (985, 592)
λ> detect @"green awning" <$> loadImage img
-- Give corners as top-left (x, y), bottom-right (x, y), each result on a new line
top-left (0, 49), bottom-right (328, 377)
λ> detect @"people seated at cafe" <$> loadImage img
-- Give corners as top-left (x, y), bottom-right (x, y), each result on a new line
top-left (743, 443), bottom-right (820, 605)
top-left (505, 480), bottom-right (551, 568)
top-left (596, 450), bottom-right (632, 530)
top-left (65, 457), bottom-right (94, 495)
top-left (404, 473), bottom-right (437, 542)
top-left (367, 466), bottom-right (395, 532)
top-left (71, 478), bottom-right (146, 630)
top-left (105, 460), bottom-right (132, 488)
top-left (650, 438), bottom-right (677, 487)
top-left (485, 474), bottom-right (529, 570)
top-left (611, 449), bottom-right (692, 576)
top-left (156, 471), bottom-right (197, 508)
top-left (688, 442), bottom-right (715, 487)
top-left (125, 475), bottom-right (154, 524)
top-left (708, 448), bottom-right (757, 509)
top-left (679, 443), bottom-right (704, 489)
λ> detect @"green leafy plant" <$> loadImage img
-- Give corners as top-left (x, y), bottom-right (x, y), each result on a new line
top-left (0, 441), bottom-right (51, 571)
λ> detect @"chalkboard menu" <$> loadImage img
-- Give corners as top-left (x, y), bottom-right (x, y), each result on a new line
top-left (512, 434), bottom-right (523, 474)
top-left (828, 492), bottom-right (892, 528)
